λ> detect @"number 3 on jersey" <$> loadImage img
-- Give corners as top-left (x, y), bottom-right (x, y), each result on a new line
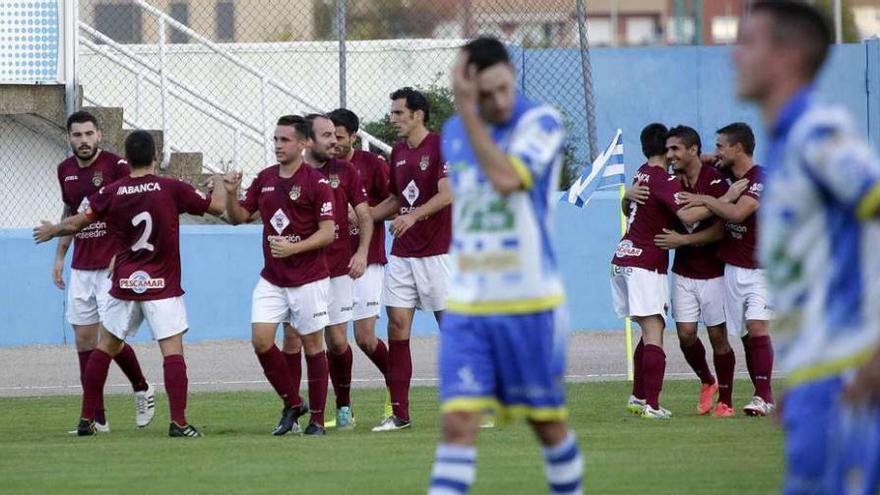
top-left (131, 211), bottom-right (155, 252)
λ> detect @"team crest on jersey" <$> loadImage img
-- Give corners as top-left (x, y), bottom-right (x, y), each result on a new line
top-left (329, 174), bottom-right (340, 189)
top-left (289, 185), bottom-right (301, 201)
top-left (419, 155), bottom-right (430, 171)
top-left (92, 172), bottom-right (103, 187)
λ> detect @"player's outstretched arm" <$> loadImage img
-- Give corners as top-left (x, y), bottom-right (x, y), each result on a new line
top-left (349, 202), bottom-right (373, 279)
top-left (700, 195), bottom-right (758, 224)
top-left (33, 213), bottom-right (93, 244)
top-left (269, 219), bottom-right (335, 258)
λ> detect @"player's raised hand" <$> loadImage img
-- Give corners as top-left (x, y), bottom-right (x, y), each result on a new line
top-left (390, 213), bottom-right (416, 238)
top-left (625, 184), bottom-right (650, 205)
top-left (223, 171), bottom-right (243, 194)
top-left (52, 256), bottom-right (65, 289)
top-left (722, 179), bottom-right (749, 203)
top-left (654, 228), bottom-right (687, 250)
top-left (451, 52), bottom-right (478, 111)
top-left (33, 220), bottom-right (58, 244)
top-left (269, 237), bottom-right (297, 258)
top-left (348, 251), bottom-right (367, 279)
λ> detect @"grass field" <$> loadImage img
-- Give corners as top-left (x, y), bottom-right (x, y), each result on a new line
top-left (0, 379), bottom-right (783, 494)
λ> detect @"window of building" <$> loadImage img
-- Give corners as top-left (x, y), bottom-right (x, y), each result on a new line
top-left (169, 2), bottom-right (189, 44)
top-left (626, 17), bottom-right (657, 45)
top-left (94, 3), bottom-right (143, 44)
top-left (216, 2), bottom-right (235, 42)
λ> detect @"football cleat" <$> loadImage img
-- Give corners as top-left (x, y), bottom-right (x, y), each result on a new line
top-left (627, 395), bottom-right (647, 415)
top-left (371, 415), bottom-right (411, 432)
top-left (303, 422), bottom-right (326, 436)
top-left (698, 381), bottom-right (719, 416)
top-left (169, 422), bottom-right (202, 438)
top-left (743, 396), bottom-right (775, 417)
top-left (336, 406), bottom-right (355, 430)
top-left (76, 419), bottom-right (96, 437)
top-left (272, 403), bottom-right (309, 436)
top-left (134, 383), bottom-right (156, 428)
top-left (641, 405), bottom-right (673, 420)
top-left (712, 402), bottom-right (735, 418)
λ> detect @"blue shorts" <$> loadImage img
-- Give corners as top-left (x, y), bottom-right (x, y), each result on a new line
top-left (783, 375), bottom-right (880, 495)
top-left (438, 308), bottom-right (568, 422)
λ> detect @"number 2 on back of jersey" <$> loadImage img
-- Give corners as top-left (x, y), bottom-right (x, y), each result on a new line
top-left (626, 203), bottom-right (637, 234)
top-left (131, 212), bottom-right (155, 252)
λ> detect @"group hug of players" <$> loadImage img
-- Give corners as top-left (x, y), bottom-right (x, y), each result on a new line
top-left (613, 122), bottom-right (774, 420)
top-left (36, 86), bottom-right (453, 438)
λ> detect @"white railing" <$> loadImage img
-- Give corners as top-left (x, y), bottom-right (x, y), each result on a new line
top-left (77, 0), bottom-right (391, 175)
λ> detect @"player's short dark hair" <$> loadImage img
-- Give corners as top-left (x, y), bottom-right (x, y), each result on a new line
top-left (66, 111), bottom-right (99, 132)
top-left (328, 108), bottom-right (360, 135)
top-left (277, 114), bottom-right (312, 140)
top-left (390, 87), bottom-right (430, 125)
top-left (462, 36), bottom-right (511, 72)
top-left (751, 1), bottom-right (832, 79)
top-left (640, 123), bottom-right (668, 159)
top-left (124, 130), bottom-right (155, 169)
top-left (717, 122), bottom-right (756, 157)
top-left (667, 125), bottom-right (702, 155)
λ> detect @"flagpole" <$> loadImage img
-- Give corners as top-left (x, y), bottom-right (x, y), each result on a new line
top-left (618, 184), bottom-right (634, 381)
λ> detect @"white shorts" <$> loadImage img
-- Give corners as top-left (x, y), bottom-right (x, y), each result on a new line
top-left (251, 277), bottom-right (330, 336)
top-left (327, 275), bottom-right (354, 326)
top-left (66, 268), bottom-right (112, 326)
top-left (671, 274), bottom-right (726, 327)
top-left (723, 265), bottom-right (772, 338)
top-left (102, 295), bottom-right (189, 341)
top-left (383, 254), bottom-right (450, 312)
top-left (610, 265), bottom-right (669, 319)
top-left (352, 263), bottom-right (384, 321)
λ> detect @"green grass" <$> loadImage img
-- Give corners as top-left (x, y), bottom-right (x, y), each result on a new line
top-left (0, 380), bottom-right (782, 494)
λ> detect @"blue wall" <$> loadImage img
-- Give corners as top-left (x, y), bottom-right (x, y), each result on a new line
top-left (3, 41), bottom-right (878, 346)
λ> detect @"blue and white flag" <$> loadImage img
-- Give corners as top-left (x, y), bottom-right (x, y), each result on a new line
top-left (565, 129), bottom-right (626, 208)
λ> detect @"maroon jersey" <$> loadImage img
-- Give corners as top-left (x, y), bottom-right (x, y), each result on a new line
top-left (671, 165), bottom-right (729, 280)
top-left (240, 164), bottom-right (335, 288)
top-left (57, 150), bottom-right (131, 270)
top-left (612, 163), bottom-right (685, 274)
top-left (86, 175), bottom-right (211, 301)
top-left (349, 149), bottom-right (390, 265)
top-left (718, 165), bottom-right (763, 269)
top-left (311, 159), bottom-right (368, 278)
top-left (388, 132), bottom-right (452, 258)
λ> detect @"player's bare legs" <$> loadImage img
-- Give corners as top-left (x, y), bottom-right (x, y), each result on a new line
top-left (633, 315), bottom-right (669, 418)
top-left (325, 322), bottom-right (354, 426)
top-left (676, 322), bottom-right (718, 415)
top-left (252, 323), bottom-right (308, 435)
top-left (742, 319), bottom-right (774, 415)
top-left (386, 306), bottom-right (415, 425)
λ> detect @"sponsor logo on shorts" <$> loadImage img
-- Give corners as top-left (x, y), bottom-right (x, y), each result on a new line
top-left (366, 301), bottom-right (380, 307)
top-left (456, 366), bottom-right (482, 393)
top-left (611, 265), bottom-right (633, 276)
top-left (313, 311), bottom-right (328, 318)
top-left (340, 306), bottom-right (353, 313)
top-left (119, 270), bottom-right (165, 294)
top-left (614, 240), bottom-right (643, 258)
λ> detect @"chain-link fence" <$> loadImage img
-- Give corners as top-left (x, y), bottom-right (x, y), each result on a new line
top-left (3, 0), bottom-right (602, 228)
